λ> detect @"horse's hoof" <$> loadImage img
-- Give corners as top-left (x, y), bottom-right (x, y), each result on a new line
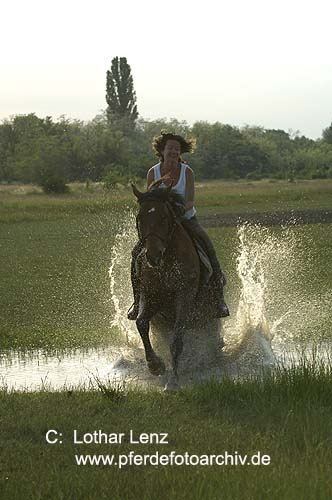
top-left (147, 357), bottom-right (165, 376)
top-left (164, 374), bottom-right (179, 392)
top-left (164, 380), bottom-right (179, 392)
top-left (215, 302), bottom-right (230, 318)
top-left (127, 303), bottom-right (139, 320)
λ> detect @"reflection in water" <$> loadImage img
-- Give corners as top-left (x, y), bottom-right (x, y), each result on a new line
top-left (0, 348), bottom-right (123, 391)
top-left (1, 221), bottom-right (330, 391)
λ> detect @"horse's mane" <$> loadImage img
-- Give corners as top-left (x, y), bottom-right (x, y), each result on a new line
top-left (138, 176), bottom-right (186, 211)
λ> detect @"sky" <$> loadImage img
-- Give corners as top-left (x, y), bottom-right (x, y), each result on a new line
top-left (1, 0), bottom-right (332, 139)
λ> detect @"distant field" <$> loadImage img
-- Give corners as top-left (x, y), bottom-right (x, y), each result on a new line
top-left (196, 178), bottom-right (332, 214)
top-left (1, 179), bottom-right (331, 223)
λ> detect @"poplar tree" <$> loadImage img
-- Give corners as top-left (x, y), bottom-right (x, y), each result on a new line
top-left (106, 57), bottom-right (138, 127)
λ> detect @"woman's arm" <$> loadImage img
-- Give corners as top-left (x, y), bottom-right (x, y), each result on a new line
top-left (185, 166), bottom-right (195, 212)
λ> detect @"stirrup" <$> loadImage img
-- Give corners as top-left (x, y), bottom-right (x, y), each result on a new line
top-left (127, 302), bottom-right (139, 320)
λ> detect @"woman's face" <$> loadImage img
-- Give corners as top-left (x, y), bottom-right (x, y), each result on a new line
top-left (162, 139), bottom-right (181, 163)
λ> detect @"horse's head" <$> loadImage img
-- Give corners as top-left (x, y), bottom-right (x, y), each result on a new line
top-left (132, 184), bottom-right (178, 267)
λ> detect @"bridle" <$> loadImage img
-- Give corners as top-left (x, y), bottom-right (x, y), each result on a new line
top-left (136, 200), bottom-right (182, 249)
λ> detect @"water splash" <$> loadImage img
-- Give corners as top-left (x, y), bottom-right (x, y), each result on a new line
top-left (223, 222), bottom-right (331, 368)
top-left (108, 210), bottom-right (140, 346)
top-left (222, 223), bottom-right (278, 369)
top-left (107, 220), bottom-right (282, 377)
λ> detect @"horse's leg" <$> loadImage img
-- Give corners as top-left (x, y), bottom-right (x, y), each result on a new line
top-left (136, 297), bottom-right (165, 376)
top-left (165, 293), bottom-right (195, 391)
top-left (165, 321), bottom-right (185, 391)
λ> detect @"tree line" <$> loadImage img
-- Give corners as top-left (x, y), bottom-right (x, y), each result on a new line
top-left (1, 57), bottom-right (332, 192)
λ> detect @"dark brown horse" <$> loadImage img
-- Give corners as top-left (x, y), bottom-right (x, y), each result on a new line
top-left (132, 183), bottom-right (217, 390)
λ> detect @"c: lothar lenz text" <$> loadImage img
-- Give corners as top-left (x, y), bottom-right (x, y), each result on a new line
top-left (73, 429), bottom-right (169, 445)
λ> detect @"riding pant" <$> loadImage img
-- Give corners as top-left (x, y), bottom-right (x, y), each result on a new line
top-left (181, 216), bottom-right (223, 278)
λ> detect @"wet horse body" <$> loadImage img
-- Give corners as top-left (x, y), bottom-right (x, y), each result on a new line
top-left (132, 185), bottom-right (217, 390)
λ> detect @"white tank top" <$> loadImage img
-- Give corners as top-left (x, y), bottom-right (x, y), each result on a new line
top-left (152, 162), bottom-right (196, 220)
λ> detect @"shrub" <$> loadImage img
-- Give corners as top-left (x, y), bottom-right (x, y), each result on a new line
top-left (39, 174), bottom-right (69, 194)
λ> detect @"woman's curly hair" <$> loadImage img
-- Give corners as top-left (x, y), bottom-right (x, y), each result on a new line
top-left (152, 130), bottom-right (196, 160)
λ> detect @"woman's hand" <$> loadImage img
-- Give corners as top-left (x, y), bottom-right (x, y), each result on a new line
top-left (174, 202), bottom-right (186, 217)
top-left (185, 167), bottom-right (195, 212)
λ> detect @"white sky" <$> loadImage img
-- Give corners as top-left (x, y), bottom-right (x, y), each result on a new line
top-left (1, 0), bottom-right (332, 138)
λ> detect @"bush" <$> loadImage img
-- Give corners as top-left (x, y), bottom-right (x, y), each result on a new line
top-left (40, 175), bottom-right (69, 194)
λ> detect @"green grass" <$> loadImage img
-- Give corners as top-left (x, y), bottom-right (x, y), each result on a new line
top-left (1, 362), bottom-right (332, 499)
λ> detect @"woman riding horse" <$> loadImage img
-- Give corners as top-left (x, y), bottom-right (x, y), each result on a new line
top-left (128, 130), bottom-right (229, 320)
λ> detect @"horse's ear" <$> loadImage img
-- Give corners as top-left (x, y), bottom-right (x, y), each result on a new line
top-left (166, 182), bottom-right (173, 194)
top-left (132, 184), bottom-right (144, 201)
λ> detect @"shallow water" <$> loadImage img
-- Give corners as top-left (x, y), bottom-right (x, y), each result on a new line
top-left (1, 339), bottom-right (330, 392)
top-left (1, 220), bottom-right (331, 391)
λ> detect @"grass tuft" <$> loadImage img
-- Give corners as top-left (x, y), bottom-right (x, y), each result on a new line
top-left (89, 372), bottom-right (128, 402)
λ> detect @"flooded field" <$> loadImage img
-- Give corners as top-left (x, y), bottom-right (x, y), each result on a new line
top-left (1, 215), bottom-right (331, 391)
